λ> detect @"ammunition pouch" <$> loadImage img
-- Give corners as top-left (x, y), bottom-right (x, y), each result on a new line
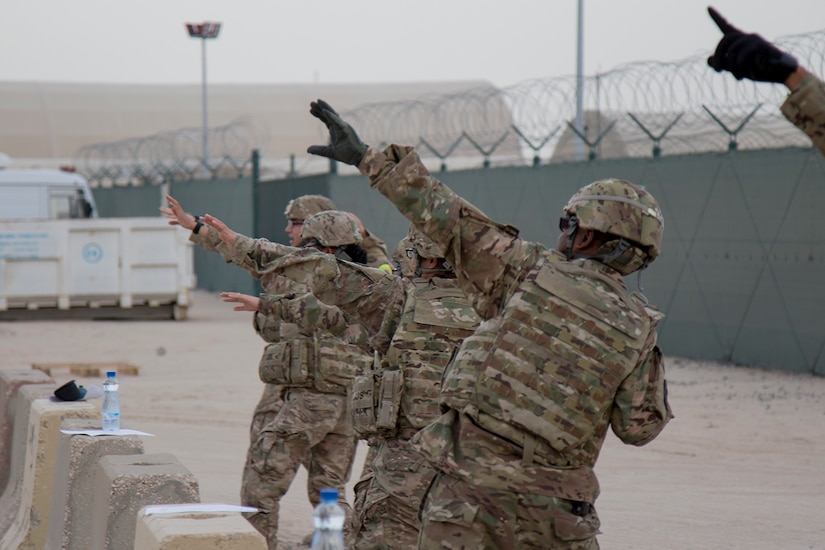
top-left (259, 335), bottom-right (370, 395)
top-left (351, 357), bottom-right (404, 439)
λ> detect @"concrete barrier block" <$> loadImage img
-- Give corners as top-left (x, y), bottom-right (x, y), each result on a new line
top-left (0, 368), bottom-right (54, 494)
top-left (89, 453), bottom-right (201, 550)
top-left (134, 510), bottom-right (267, 550)
top-left (0, 388), bottom-right (99, 550)
top-left (45, 418), bottom-right (145, 550)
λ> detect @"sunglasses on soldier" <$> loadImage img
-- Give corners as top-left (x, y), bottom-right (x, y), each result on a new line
top-left (558, 216), bottom-right (577, 232)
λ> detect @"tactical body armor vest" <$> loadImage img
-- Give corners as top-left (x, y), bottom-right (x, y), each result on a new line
top-left (352, 278), bottom-right (480, 438)
top-left (439, 250), bottom-right (662, 467)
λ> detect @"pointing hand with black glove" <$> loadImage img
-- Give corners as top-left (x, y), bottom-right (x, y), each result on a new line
top-left (706, 6), bottom-right (798, 84)
top-left (307, 99), bottom-right (368, 167)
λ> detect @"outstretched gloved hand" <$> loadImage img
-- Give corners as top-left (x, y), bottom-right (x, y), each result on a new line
top-left (706, 6), bottom-right (798, 84)
top-left (307, 99), bottom-right (368, 166)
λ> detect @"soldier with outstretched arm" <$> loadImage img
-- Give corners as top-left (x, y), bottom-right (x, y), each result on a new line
top-left (707, 5), bottom-right (825, 155)
top-left (299, 99), bottom-right (673, 549)
top-left (211, 220), bottom-right (481, 549)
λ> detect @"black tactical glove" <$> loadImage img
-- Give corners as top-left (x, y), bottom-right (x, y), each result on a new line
top-left (706, 6), bottom-right (798, 84)
top-left (307, 99), bottom-right (368, 166)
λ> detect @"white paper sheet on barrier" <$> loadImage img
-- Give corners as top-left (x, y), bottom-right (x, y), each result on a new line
top-left (143, 503), bottom-right (259, 515)
top-left (59, 428), bottom-right (155, 437)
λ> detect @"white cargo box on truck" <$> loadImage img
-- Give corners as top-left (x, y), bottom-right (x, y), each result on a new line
top-left (0, 218), bottom-right (195, 320)
top-left (0, 167), bottom-right (99, 220)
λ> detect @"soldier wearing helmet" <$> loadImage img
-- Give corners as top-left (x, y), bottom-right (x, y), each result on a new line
top-left (283, 194), bottom-right (336, 246)
top-left (203, 216), bottom-right (481, 550)
top-left (161, 194), bottom-right (376, 549)
top-left (306, 100), bottom-right (673, 550)
top-left (300, 210), bottom-right (368, 264)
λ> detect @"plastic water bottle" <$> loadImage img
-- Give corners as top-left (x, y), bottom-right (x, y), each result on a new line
top-left (310, 488), bottom-right (345, 550)
top-left (101, 371), bottom-right (120, 432)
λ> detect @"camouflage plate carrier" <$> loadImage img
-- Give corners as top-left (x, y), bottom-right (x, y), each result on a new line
top-left (351, 277), bottom-right (480, 439)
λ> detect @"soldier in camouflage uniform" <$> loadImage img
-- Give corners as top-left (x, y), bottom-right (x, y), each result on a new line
top-left (201, 218), bottom-right (481, 549)
top-left (349, 226), bottom-right (480, 549)
top-left (707, 6), bottom-right (825, 156)
top-left (162, 197), bottom-right (370, 548)
top-left (303, 100), bottom-right (674, 549)
top-left (219, 211), bottom-right (375, 549)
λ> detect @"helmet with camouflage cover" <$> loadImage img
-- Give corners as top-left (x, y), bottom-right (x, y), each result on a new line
top-left (562, 178), bottom-right (664, 275)
top-left (406, 225), bottom-right (444, 259)
top-left (301, 210), bottom-right (362, 248)
top-left (392, 237), bottom-right (415, 278)
top-left (406, 224), bottom-right (453, 277)
top-left (284, 194), bottom-right (336, 222)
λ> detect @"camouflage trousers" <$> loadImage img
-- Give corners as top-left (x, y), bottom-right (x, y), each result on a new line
top-left (352, 437), bottom-right (435, 549)
top-left (242, 387), bottom-right (357, 550)
top-left (418, 472), bottom-right (601, 550)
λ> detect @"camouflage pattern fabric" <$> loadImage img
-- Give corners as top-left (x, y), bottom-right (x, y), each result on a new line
top-left (224, 237), bottom-right (479, 548)
top-left (356, 144), bottom-right (672, 548)
top-left (284, 194), bottom-right (336, 221)
top-left (353, 438), bottom-right (432, 550)
top-left (781, 73), bottom-right (825, 156)
top-left (243, 388), bottom-right (356, 550)
top-left (301, 210), bottom-right (362, 247)
top-left (360, 231), bottom-right (392, 270)
top-left (191, 225), bottom-right (366, 549)
top-left (419, 468), bottom-right (600, 550)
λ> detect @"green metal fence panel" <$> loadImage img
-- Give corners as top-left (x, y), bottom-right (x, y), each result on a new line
top-left (323, 147), bottom-right (825, 375)
top-left (91, 147), bottom-right (825, 375)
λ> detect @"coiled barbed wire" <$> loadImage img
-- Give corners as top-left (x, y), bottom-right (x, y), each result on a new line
top-left (79, 29), bottom-right (824, 184)
top-left (345, 29), bottom-right (825, 164)
top-left (78, 117), bottom-right (269, 185)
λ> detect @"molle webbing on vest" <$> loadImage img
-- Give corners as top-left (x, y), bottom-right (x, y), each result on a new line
top-left (259, 334), bottom-right (371, 394)
top-left (439, 252), bottom-right (653, 466)
top-left (390, 281), bottom-right (480, 430)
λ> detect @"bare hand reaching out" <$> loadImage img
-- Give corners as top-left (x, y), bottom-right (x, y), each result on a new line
top-left (220, 292), bottom-right (260, 312)
top-left (201, 214), bottom-right (238, 247)
top-left (160, 195), bottom-right (197, 230)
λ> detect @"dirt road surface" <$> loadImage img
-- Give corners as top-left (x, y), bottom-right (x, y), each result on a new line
top-left (2, 289), bottom-right (823, 549)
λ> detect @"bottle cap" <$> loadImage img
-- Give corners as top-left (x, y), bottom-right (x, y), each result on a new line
top-left (106, 371), bottom-right (116, 378)
top-left (319, 488), bottom-right (338, 503)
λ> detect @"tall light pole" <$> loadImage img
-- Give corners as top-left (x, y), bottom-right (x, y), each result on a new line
top-left (185, 21), bottom-right (221, 178)
top-left (574, 0), bottom-right (585, 161)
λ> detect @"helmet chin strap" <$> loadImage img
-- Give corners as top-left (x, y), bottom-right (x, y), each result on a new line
top-left (564, 217), bottom-right (580, 260)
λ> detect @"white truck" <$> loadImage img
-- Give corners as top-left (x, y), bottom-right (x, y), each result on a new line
top-left (0, 166), bottom-right (194, 319)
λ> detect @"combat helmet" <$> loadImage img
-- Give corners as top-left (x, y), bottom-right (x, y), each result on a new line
top-left (284, 194), bottom-right (336, 222)
top-left (406, 225), bottom-right (453, 277)
top-left (392, 237), bottom-right (415, 278)
top-left (301, 210), bottom-right (362, 248)
top-left (562, 178), bottom-right (664, 275)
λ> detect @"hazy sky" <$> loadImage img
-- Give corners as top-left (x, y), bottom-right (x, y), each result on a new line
top-left (2, 0), bottom-right (824, 88)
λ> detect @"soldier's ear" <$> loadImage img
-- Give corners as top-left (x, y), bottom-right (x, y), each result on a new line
top-left (573, 228), bottom-right (598, 251)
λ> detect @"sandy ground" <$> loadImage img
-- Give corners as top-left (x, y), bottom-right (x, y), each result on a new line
top-left (2, 289), bottom-right (824, 549)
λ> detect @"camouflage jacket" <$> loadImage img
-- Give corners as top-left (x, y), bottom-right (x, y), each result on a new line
top-left (781, 73), bottom-right (825, 156)
top-left (191, 227), bottom-right (306, 342)
top-left (226, 238), bottom-right (480, 436)
top-left (361, 231), bottom-right (391, 270)
top-left (358, 144), bottom-right (673, 499)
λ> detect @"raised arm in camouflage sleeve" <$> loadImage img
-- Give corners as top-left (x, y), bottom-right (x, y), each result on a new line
top-left (609, 331), bottom-right (673, 445)
top-left (359, 144), bottom-right (536, 320)
top-left (780, 73), bottom-right (825, 156)
top-left (258, 292), bottom-right (350, 337)
top-left (224, 236), bottom-right (405, 353)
